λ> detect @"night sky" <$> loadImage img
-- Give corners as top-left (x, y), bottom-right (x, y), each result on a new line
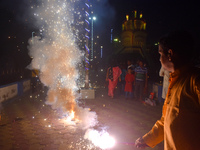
top-left (106, 0), bottom-right (200, 44)
top-left (0, 0), bottom-right (35, 67)
top-left (0, 0), bottom-right (200, 64)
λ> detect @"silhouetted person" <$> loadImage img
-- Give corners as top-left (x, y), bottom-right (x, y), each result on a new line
top-left (124, 68), bottom-right (135, 99)
top-left (120, 64), bottom-right (127, 95)
top-left (134, 60), bottom-right (148, 101)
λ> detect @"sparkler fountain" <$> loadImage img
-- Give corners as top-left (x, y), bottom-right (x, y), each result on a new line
top-left (28, 0), bottom-right (115, 149)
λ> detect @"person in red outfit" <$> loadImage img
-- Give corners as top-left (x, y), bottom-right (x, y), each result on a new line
top-left (124, 68), bottom-right (135, 99)
top-left (106, 60), bottom-right (122, 99)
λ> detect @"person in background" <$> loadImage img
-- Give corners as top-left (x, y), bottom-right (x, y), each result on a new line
top-left (120, 64), bottom-right (127, 95)
top-left (127, 60), bottom-right (134, 73)
top-left (124, 68), bottom-right (135, 99)
top-left (134, 60), bottom-right (148, 101)
top-left (159, 66), bottom-right (170, 102)
top-left (135, 30), bottom-right (200, 150)
top-left (106, 60), bottom-right (122, 99)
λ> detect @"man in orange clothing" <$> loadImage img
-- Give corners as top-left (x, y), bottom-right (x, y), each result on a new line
top-left (135, 31), bottom-right (200, 150)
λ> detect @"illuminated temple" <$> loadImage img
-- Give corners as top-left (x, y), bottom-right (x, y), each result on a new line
top-left (115, 10), bottom-right (147, 60)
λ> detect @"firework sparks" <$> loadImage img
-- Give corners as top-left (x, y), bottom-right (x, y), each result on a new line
top-left (84, 129), bottom-right (116, 149)
top-left (28, 0), bottom-right (81, 117)
top-left (63, 110), bottom-right (79, 125)
top-left (28, 0), bottom-right (116, 149)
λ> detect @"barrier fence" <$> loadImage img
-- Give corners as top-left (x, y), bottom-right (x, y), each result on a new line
top-left (0, 79), bottom-right (31, 103)
top-left (0, 79), bottom-right (163, 104)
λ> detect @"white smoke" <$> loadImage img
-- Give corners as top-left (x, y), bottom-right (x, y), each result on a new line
top-left (27, 0), bottom-right (98, 129)
top-left (27, 1), bottom-right (116, 149)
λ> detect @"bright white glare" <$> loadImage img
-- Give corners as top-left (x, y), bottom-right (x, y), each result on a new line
top-left (84, 129), bottom-right (116, 149)
top-left (89, 16), bottom-right (96, 20)
top-left (63, 110), bottom-right (78, 125)
top-left (93, 16), bottom-right (96, 20)
top-left (62, 117), bottom-right (76, 126)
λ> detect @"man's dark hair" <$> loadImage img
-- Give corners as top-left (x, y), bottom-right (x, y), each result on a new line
top-left (159, 30), bottom-right (194, 61)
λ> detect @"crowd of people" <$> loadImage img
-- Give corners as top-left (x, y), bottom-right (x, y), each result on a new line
top-left (106, 59), bottom-right (148, 101)
top-left (106, 30), bottom-right (200, 150)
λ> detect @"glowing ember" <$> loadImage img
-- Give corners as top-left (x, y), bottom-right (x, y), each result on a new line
top-left (66, 110), bottom-right (76, 122)
top-left (84, 129), bottom-right (116, 149)
top-left (70, 110), bottom-right (75, 119)
top-left (62, 110), bottom-right (79, 125)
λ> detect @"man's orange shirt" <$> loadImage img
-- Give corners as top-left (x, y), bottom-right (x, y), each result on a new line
top-left (143, 66), bottom-right (200, 150)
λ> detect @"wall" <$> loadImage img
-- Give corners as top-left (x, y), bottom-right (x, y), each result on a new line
top-left (0, 79), bottom-right (31, 103)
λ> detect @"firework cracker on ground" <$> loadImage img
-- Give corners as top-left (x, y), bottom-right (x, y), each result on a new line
top-left (27, 0), bottom-right (115, 149)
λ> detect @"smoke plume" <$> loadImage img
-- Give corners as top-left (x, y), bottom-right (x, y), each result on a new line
top-left (27, 0), bottom-right (97, 130)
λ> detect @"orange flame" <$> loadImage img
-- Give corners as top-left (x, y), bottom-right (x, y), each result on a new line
top-left (70, 110), bottom-right (75, 119)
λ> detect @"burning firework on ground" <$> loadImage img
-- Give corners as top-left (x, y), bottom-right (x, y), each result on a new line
top-left (28, 0), bottom-right (116, 149)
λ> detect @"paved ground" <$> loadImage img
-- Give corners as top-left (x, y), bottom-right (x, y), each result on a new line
top-left (0, 88), bottom-right (164, 150)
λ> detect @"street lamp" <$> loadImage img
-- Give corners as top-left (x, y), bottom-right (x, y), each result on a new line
top-left (89, 16), bottom-right (96, 61)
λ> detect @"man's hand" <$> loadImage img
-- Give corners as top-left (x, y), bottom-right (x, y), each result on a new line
top-left (135, 137), bottom-right (149, 149)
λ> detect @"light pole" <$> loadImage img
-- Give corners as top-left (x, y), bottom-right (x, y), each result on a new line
top-left (81, 0), bottom-right (95, 99)
top-left (89, 16), bottom-right (96, 61)
top-left (84, 1), bottom-right (90, 89)
top-left (32, 32), bottom-right (35, 44)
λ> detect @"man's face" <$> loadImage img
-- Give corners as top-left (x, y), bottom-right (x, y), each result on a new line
top-left (158, 45), bottom-right (172, 71)
top-left (128, 69), bottom-right (132, 74)
top-left (139, 61), bottom-right (143, 67)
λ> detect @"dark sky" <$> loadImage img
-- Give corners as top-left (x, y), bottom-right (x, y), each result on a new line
top-left (106, 0), bottom-right (200, 44)
top-left (1, 0), bottom-right (200, 56)
top-left (0, 0), bottom-right (35, 56)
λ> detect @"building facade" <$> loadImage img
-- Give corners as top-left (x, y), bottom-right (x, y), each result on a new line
top-left (116, 10), bottom-right (147, 60)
